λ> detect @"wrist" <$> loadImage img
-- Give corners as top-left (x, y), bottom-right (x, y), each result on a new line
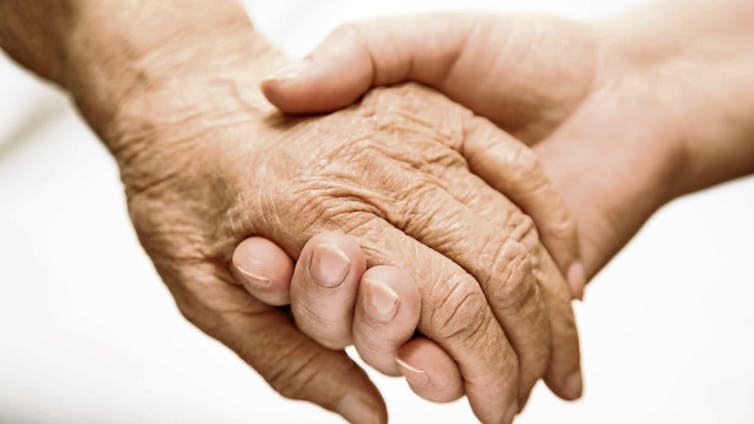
top-left (597, 0), bottom-right (754, 197)
top-left (63, 1), bottom-right (285, 156)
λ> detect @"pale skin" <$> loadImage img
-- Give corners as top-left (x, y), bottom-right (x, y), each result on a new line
top-left (0, 1), bottom-right (586, 423)
top-left (232, 0), bottom-right (754, 420)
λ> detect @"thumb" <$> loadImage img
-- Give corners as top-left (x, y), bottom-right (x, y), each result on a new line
top-left (172, 263), bottom-right (387, 423)
top-left (259, 13), bottom-right (483, 114)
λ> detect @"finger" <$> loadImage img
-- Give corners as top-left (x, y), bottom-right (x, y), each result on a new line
top-left (537, 253), bottom-right (584, 401)
top-left (259, 13), bottom-right (589, 140)
top-left (266, 39), bottom-right (586, 299)
top-left (432, 146), bottom-right (583, 403)
top-left (230, 237), bottom-right (294, 306)
top-left (290, 231), bottom-right (367, 350)
top-left (272, 211), bottom-right (521, 423)
top-left (351, 264), bottom-right (466, 405)
top-left (346, 217), bottom-right (520, 424)
top-left (166, 261), bottom-right (386, 423)
top-left (456, 173), bottom-right (582, 407)
top-left (396, 337), bottom-right (464, 403)
top-left (260, 13), bottom-right (473, 114)
top-left (462, 116), bottom-right (585, 299)
top-left (352, 265), bottom-right (421, 375)
top-left (353, 90), bottom-right (552, 406)
top-left (425, 163), bottom-right (552, 405)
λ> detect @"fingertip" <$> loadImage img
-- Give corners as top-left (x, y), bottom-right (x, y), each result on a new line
top-left (396, 338), bottom-right (464, 403)
top-left (305, 231), bottom-right (368, 284)
top-left (260, 29), bottom-right (375, 115)
top-left (261, 61), bottom-right (370, 114)
top-left (352, 265), bottom-right (421, 375)
top-left (545, 357), bottom-right (584, 401)
top-left (337, 393), bottom-right (388, 424)
top-left (361, 265), bottom-right (421, 322)
top-left (231, 237), bottom-right (294, 306)
top-left (290, 231), bottom-right (367, 349)
top-left (548, 369), bottom-right (584, 401)
top-left (566, 371), bottom-right (584, 400)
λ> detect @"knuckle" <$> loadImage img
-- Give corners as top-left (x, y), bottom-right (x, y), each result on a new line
top-left (286, 177), bottom-right (383, 236)
top-left (429, 275), bottom-right (489, 342)
top-left (267, 349), bottom-right (323, 401)
top-left (507, 213), bottom-right (540, 247)
top-left (511, 145), bottom-right (546, 185)
top-left (489, 241), bottom-right (537, 310)
top-left (545, 207), bottom-right (579, 242)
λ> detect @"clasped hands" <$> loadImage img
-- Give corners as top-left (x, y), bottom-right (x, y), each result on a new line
top-left (223, 15), bottom-right (599, 424)
top-left (104, 5), bottom-right (743, 424)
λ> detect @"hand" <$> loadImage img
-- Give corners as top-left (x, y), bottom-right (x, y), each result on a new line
top-left (117, 80), bottom-right (583, 421)
top-left (260, 1), bottom-right (754, 284)
top-left (232, 231), bottom-right (465, 403)
top-left (0, 0), bottom-right (587, 420)
top-left (60, 17), bottom-right (583, 424)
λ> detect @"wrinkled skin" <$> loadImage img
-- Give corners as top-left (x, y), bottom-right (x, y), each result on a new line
top-left (0, 1), bottom-right (585, 420)
top-left (260, 4), bottom-right (754, 282)
top-left (106, 48), bottom-right (580, 421)
top-left (236, 5), bottom-right (754, 420)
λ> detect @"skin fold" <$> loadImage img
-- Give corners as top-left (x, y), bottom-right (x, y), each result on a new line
top-left (0, 1), bottom-right (587, 422)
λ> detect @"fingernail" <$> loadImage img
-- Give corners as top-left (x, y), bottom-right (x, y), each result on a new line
top-left (565, 371), bottom-right (583, 399)
top-left (396, 357), bottom-right (429, 388)
top-left (261, 59), bottom-right (309, 83)
top-left (309, 243), bottom-right (350, 288)
top-left (337, 394), bottom-right (379, 424)
top-left (567, 262), bottom-right (586, 301)
top-left (363, 279), bottom-right (399, 323)
top-left (236, 264), bottom-right (272, 289)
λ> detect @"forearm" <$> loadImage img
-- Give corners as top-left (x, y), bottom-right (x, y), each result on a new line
top-left (602, 0), bottom-right (754, 197)
top-left (0, 0), bottom-right (283, 146)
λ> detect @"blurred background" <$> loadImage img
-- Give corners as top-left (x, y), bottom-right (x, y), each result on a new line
top-left (0, 0), bottom-right (752, 423)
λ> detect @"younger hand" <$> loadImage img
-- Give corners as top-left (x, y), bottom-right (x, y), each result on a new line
top-left (260, 4), bottom-right (754, 286)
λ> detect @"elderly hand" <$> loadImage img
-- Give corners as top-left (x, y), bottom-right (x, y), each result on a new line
top-left (91, 21), bottom-right (590, 424)
top-left (113, 76), bottom-right (585, 422)
top-left (1, 1), bottom-right (587, 422)
top-left (232, 232), bottom-right (465, 402)
top-left (259, 0), bottom-right (754, 287)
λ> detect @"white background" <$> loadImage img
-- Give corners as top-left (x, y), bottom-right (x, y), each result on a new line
top-left (1, 1), bottom-right (752, 423)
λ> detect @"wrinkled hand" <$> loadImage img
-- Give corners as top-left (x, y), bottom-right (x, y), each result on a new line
top-left (260, 5), bottom-right (754, 284)
top-left (98, 30), bottom-right (583, 422)
top-left (232, 231), bottom-right (465, 403)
